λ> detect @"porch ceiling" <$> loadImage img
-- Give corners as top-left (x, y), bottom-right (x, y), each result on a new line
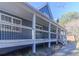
top-left (0, 2), bottom-right (33, 21)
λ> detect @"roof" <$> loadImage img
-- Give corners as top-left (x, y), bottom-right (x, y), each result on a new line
top-left (23, 2), bottom-right (66, 31)
top-left (39, 3), bottom-right (53, 19)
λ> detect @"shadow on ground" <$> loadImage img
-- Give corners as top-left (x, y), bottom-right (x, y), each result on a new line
top-left (53, 42), bottom-right (77, 56)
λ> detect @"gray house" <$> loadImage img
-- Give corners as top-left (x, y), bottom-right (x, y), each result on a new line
top-left (0, 2), bottom-right (67, 54)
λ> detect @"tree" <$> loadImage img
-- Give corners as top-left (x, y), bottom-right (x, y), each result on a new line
top-left (59, 12), bottom-right (79, 26)
top-left (59, 12), bottom-right (79, 41)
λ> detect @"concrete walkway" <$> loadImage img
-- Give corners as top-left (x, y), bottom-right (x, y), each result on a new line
top-left (53, 42), bottom-right (77, 56)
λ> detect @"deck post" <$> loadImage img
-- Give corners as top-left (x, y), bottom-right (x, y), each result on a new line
top-left (0, 13), bottom-right (1, 40)
top-left (56, 27), bottom-right (58, 44)
top-left (32, 13), bottom-right (36, 53)
top-left (63, 31), bottom-right (67, 45)
top-left (48, 22), bottom-right (51, 48)
top-left (64, 31), bottom-right (67, 45)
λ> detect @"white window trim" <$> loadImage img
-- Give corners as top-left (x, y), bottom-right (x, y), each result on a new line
top-left (12, 17), bottom-right (22, 25)
top-left (1, 13), bottom-right (12, 23)
top-left (0, 13), bottom-right (22, 32)
top-left (0, 13), bottom-right (1, 31)
top-left (11, 17), bottom-right (22, 32)
top-left (0, 13), bottom-right (1, 21)
top-left (0, 12), bottom-right (33, 33)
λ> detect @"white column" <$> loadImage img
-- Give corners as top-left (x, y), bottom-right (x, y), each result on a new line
top-left (56, 27), bottom-right (58, 44)
top-left (60, 29), bottom-right (61, 40)
top-left (64, 31), bottom-right (67, 45)
top-left (0, 13), bottom-right (1, 40)
top-left (48, 22), bottom-right (51, 48)
top-left (32, 14), bottom-right (36, 53)
top-left (65, 31), bottom-right (67, 39)
top-left (0, 13), bottom-right (1, 21)
top-left (60, 29), bottom-right (64, 44)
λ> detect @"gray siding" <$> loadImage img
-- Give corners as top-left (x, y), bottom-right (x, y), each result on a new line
top-left (22, 19), bottom-right (32, 27)
top-left (36, 31), bottom-right (48, 39)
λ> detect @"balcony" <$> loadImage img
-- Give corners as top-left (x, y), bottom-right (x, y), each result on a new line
top-left (35, 16), bottom-right (49, 40)
top-left (36, 16), bottom-right (49, 31)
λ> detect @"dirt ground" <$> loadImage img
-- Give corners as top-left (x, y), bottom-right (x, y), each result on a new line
top-left (53, 42), bottom-right (79, 56)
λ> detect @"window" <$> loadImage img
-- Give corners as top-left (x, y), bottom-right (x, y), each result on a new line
top-left (1, 24), bottom-right (11, 31)
top-left (1, 24), bottom-right (5, 29)
top-left (51, 28), bottom-right (56, 32)
top-left (12, 26), bottom-right (16, 31)
top-left (1, 24), bottom-right (21, 32)
top-left (51, 33), bottom-right (56, 39)
top-left (0, 13), bottom-right (22, 32)
top-left (36, 24), bottom-right (48, 31)
top-left (22, 19), bottom-right (32, 27)
top-left (36, 31), bottom-right (48, 39)
top-left (36, 24), bottom-right (43, 30)
top-left (16, 27), bottom-right (21, 31)
top-left (12, 26), bottom-right (21, 32)
top-left (0, 24), bottom-right (1, 31)
top-left (5, 25), bottom-right (11, 30)
top-left (1, 14), bottom-right (21, 25)
top-left (1, 15), bottom-right (12, 22)
top-left (51, 25), bottom-right (56, 33)
top-left (13, 18), bottom-right (21, 24)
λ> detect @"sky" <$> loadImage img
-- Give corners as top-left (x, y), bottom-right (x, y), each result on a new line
top-left (29, 2), bottom-right (79, 20)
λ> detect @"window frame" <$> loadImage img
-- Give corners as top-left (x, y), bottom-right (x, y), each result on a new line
top-left (0, 13), bottom-right (12, 23)
top-left (51, 25), bottom-right (57, 33)
top-left (13, 17), bottom-right (22, 25)
top-left (0, 13), bottom-right (22, 32)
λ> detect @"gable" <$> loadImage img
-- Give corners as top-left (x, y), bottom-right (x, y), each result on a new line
top-left (39, 3), bottom-right (53, 19)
